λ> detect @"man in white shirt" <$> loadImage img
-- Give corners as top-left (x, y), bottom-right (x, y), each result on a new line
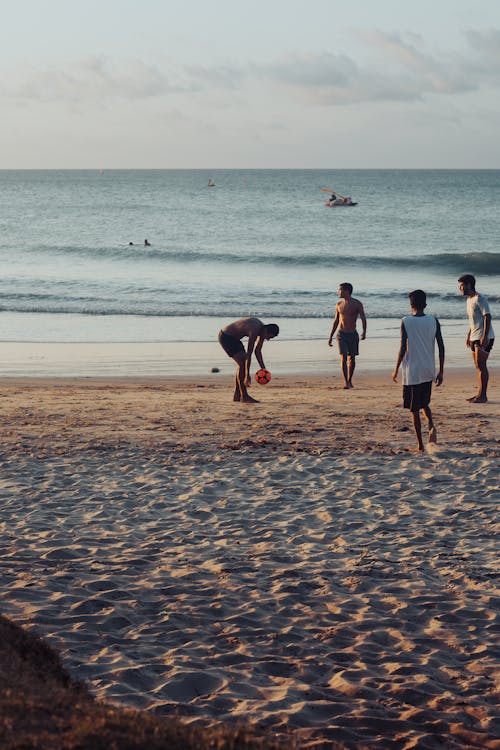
top-left (392, 290), bottom-right (445, 452)
top-left (458, 274), bottom-right (495, 403)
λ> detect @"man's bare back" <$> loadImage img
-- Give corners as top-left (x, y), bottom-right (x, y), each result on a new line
top-left (328, 286), bottom-right (367, 343)
top-left (336, 297), bottom-right (365, 333)
top-left (222, 317), bottom-right (264, 342)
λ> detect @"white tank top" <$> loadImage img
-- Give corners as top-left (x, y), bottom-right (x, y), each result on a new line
top-left (401, 314), bottom-right (437, 386)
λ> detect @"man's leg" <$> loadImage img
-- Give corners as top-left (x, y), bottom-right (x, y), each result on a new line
top-left (233, 367), bottom-right (242, 402)
top-left (423, 405), bottom-right (437, 443)
top-left (347, 356), bottom-right (356, 387)
top-left (411, 410), bottom-right (425, 451)
top-left (468, 347), bottom-right (489, 402)
top-left (233, 353), bottom-right (258, 403)
top-left (340, 355), bottom-right (349, 388)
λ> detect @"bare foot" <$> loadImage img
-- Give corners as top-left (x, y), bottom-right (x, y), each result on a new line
top-left (415, 445), bottom-right (425, 452)
top-left (343, 384), bottom-right (350, 390)
top-left (467, 395), bottom-right (487, 403)
top-left (429, 426), bottom-right (437, 444)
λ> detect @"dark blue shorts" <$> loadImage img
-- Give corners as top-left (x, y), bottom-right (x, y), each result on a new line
top-left (403, 381), bottom-right (432, 413)
top-left (218, 330), bottom-right (245, 358)
top-left (337, 330), bottom-right (359, 357)
top-left (471, 339), bottom-right (494, 353)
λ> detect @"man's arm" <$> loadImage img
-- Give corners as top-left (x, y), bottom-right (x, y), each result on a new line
top-left (435, 319), bottom-right (445, 386)
top-left (480, 313), bottom-right (492, 348)
top-left (359, 302), bottom-right (367, 340)
top-left (254, 338), bottom-right (266, 370)
top-left (328, 307), bottom-right (340, 347)
top-left (392, 322), bottom-right (407, 382)
top-left (244, 332), bottom-right (258, 384)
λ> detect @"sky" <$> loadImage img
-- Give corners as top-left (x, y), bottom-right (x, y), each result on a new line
top-left (2, 0), bottom-right (500, 168)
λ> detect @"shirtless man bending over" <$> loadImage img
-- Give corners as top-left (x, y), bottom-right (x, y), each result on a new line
top-left (218, 317), bottom-right (279, 403)
top-left (328, 283), bottom-right (367, 388)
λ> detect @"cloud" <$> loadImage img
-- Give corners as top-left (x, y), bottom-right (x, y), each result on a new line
top-left (5, 56), bottom-right (189, 103)
top-left (361, 30), bottom-right (481, 94)
top-left (256, 54), bottom-right (354, 89)
top-left (256, 53), bottom-right (422, 104)
top-left (465, 28), bottom-right (500, 61)
top-left (184, 63), bottom-right (246, 90)
top-left (3, 28), bottom-right (500, 110)
top-left (256, 29), bottom-right (490, 105)
top-left (463, 29), bottom-right (500, 83)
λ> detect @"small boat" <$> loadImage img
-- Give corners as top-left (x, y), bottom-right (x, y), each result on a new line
top-left (325, 200), bottom-right (358, 207)
top-left (208, 178), bottom-right (216, 187)
top-left (321, 187), bottom-right (357, 206)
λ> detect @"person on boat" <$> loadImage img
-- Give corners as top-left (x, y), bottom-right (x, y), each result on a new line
top-left (325, 193), bottom-right (336, 206)
top-left (218, 317), bottom-right (279, 403)
top-left (144, 239), bottom-right (151, 246)
top-left (328, 283), bottom-right (367, 388)
top-left (328, 194), bottom-right (351, 206)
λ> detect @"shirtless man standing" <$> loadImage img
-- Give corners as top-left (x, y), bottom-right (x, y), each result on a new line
top-left (328, 283), bottom-right (367, 388)
top-left (218, 317), bottom-right (279, 403)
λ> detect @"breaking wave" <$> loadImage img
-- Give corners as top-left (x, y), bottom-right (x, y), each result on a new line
top-left (15, 245), bottom-right (500, 275)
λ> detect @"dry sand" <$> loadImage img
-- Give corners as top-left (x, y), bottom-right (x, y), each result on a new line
top-left (0, 370), bottom-right (498, 749)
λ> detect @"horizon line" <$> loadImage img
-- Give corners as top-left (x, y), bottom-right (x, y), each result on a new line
top-left (1, 166), bottom-right (500, 172)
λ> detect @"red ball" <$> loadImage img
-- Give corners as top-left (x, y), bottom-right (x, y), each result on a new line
top-left (255, 368), bottom-right (271, 384)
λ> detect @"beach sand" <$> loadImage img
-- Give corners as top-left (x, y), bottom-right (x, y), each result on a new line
top-left (0, 370), bottom-right (498, 748)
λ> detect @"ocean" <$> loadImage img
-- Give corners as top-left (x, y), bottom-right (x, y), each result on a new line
top-left (1, 169), bottom-right (498, 346)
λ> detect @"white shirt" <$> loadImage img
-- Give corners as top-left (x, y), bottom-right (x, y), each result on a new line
top-left (401, 314), bottom-right (438, 386)
top-left (467, 293), bottom-right (495, 341)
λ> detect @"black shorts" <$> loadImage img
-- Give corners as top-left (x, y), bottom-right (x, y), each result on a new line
top-left (471, 339), bottom-right (494, 353)
top-left (337, 330), bottom-right (359, 357)
top-left (218, 330), bottom-right (245, 358)
top-left (403, 381), bottom-right (432, 413)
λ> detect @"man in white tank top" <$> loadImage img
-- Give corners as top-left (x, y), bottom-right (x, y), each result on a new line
top-left (392, 290), bottom-right (445, 452)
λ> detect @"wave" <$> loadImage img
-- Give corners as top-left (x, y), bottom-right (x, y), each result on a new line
top-left (0, 307), bottom-right (469, 320)
top-left (0, 301), bottom-right (474, 320)
top-left (0, 277), bottom-right (494, 320)
top-left (352, 252), bottom-right (500, 275)
top-left (13, 245), bottom-right (500, 275)
top-left (1, 285), bottom-right (497, 307)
